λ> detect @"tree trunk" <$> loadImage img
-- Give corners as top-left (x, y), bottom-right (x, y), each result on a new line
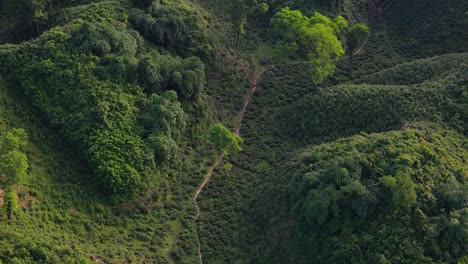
top-left (349, 52), bottom-right (353, 77)
top-left (36, 21), bottom-right (39, 34)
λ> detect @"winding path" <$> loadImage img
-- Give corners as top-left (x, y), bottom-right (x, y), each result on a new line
top-left (192, 67), bottom-right (268, 264)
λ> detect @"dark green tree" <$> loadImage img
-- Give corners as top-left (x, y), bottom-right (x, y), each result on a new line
top-left (231, 0), bottom-right (269, 46)
top-left (346, 23), bottom-right (370, 76)
top-left (232, 0), bottom-right (248, 46)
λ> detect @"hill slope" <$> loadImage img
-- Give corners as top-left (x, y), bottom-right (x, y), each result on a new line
top-left (0, 0), bottom-right (466, 263)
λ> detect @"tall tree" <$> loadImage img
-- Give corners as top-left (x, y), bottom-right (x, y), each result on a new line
top-left (346, 23), bottom-right (370, 77)
top-left (232, 0), bottom-right (248, 46)
top-left (0, 128), bottom-right (28, 220)
top-left (31, 0), bottom-right (46, 33)
top-left (232, 0), bottom-right (269, 46)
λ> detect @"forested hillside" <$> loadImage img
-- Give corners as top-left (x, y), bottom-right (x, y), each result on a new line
top-left (0, 0), bottom-right (466, 263)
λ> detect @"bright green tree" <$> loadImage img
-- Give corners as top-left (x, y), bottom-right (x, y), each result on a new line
top-left (0, 128), bottom-right (28, 185)
top-left (0, 150), bottom-right (28, 185)
top-left (1, 128), bottom-right (28, 152)
top-left (0, 128), bottom-right (28, 220)
top-left (4, 187), bottom-right (18, 219)
top-left (346, 23), bottom-right (370, 76)
top-left (209, 123), bottom-right (243, 154)
top-left (271, 7), bottom-right (309, 44)
top-left (271, 8), bottom-right (348, 84)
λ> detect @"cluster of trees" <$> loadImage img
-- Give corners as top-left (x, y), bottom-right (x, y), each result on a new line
top-left (129, 1), bottom-right (212, 57)
top-left (1, 0), bottom-right (47, 34)
top-left (0, 128), bottom-right (29, 219)
top-left (271, 8), bottom-right (368, 83)
top-left (72, 22), bottom-right (140, 57)
top-left (0, 0), bottom-right (92, 40)
top-left (141, 91), bottom-right (187, 162)
top-left (137, 54), bottom-right (205, 99)
top-left (292, 128), bottom-right (467, 263)
top-left (0, 15), bottom-right (206, 196)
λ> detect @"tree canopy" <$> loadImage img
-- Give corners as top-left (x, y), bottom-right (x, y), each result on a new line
top-left (0, 128), bottom-right (29, 218)
top-left (271, 8), bottom-right (347, 83)
top-left (129, 1), bottom-right (212, 57)
top-left (209, 123), bottom-right (243, 154)
top-left (0, 12), bottom-right (205, 196)
top-left (346, 23), bottom-right (370, 75)
top-left (292, 127), bottom-right (467, 263)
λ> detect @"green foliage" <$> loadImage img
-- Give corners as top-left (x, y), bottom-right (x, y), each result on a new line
top-left (209, 123), bottom-right (243, 154)
top-left (357, 53), bottom-right (468, 85)
top-left (142, 91), bottom-right (187, 138)
top-left (0, 128), bottom-right (29, 185)
top-left (147, 135), bottom-right (177, 161)
top-left (0, 0), bottom-right (466, 263)
top-left (141, 90), bottom-right (187, 162)
top-left (86, 128), bottom-right (149, 194)
top-left (129, 1), bottom-right (212, 57)
top-left (72, 22), bottom-right (139, 57)
top-left (0, 150), bottom-right (28, 185)
top-left (12, 41), bottom-right (148, 194)
top-left (382, 0), bottom-right (468, 57)
top-left (271, 8), bottom-right (346, 83)
top-left (0, 128), bottom-right (28, 153)
top-left (270, 7), bottom-right (309, 43)
top-left (233, 13), bottom-right (247, 38)
top-left (346, 23), bottom-right (370, 53)
top-left (230, 0), bottom-right (270, 41)
top-left (292, 127), bottom-right (467, 263)
top-left (0, 10), bottom-right (201, 196)
top-left (283, 81), bottom-right (467, 142)
top-left (0, 0), bottom-right (92, 42)
top-left (137, 54), bottom-right (205, 99)
top-left (4, 187), bottom-right (18, 214)
top-left (0, 128), bottom-right (28, 219)
top-left (346, 23), bottom-right (370, 75)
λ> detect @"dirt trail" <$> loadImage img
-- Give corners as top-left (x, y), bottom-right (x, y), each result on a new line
top-left (192, 67), bottom-right (268, 264)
